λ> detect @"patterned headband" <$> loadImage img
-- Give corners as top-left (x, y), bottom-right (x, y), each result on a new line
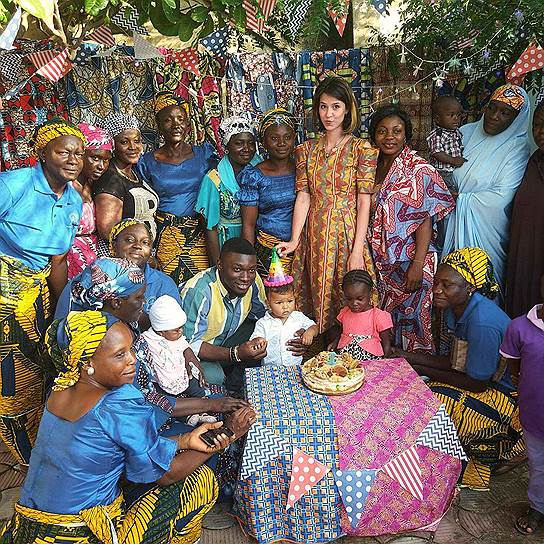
top-left (154, 91), bottom-right (189, 117)
top-left (490, 84), bottom-right (525, 111)
top-left (259, 108), bottom-right (297, 139)
top-left (109, 218), bottom-right (153, 254)
top-left (102, 113), bottom-right (140, 139)
top-left (78, 123), bottom-right (114, 152)
top-left (220, 116), bottom-right (256, 147)
top-left (33, 118), bottom-right (87, 154)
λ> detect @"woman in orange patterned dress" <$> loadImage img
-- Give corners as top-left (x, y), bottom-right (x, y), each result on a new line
top-left (277, 77), bottom-right (378, 335)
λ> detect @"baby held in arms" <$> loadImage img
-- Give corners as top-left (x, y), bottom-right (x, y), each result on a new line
top-left (328, 270), bottom-right (393, 360)
top-left (142, 295), bottom-right (216, 426)
top-left (251, 249), bottom-right (318, 366)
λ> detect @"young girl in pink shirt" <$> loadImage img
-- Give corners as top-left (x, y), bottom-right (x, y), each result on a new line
top-left (329, 270), bottom-right (393, 360)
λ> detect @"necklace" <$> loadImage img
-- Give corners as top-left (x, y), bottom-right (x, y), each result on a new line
top-left (324, 134), bottom-right (349, 158)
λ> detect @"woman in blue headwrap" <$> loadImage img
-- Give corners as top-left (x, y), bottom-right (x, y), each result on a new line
top-left (442, 84), bottom-right (531, 303)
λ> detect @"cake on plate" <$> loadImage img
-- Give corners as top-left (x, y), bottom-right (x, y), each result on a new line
top-left (301, 351), bottom-right (365, 395)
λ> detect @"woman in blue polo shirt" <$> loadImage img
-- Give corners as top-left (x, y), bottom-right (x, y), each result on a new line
top-left (396, 248), bottom-right (523, 491)
top-left (0, 118), bottom-right (85, 464)
top-left (137, 91), bottom-right (217, 285)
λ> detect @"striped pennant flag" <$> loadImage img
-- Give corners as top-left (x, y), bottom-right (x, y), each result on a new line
top-left (382, 445), bottom-right (423, 500)
top-left (27, 48), bottom-right (72, 82)
top-left (86, 25), bottom-right (116, 47)
top-left (243, 0), bottom-right (267, 33)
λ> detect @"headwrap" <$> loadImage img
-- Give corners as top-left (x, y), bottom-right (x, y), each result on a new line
top-left (259, 108), bottom-right (296, 140)
top-left (154, 91), bottom-right (189, 117)
top-left (442, 247), bottom-right (499, 299)
top-left (71, 257), bottom-right (145, 310)
top-left (220, 116), bottom-right (256, 148)
top-left (78, 123), bottom-right (114, 152)
top-left (45, 310), bottom-right (119, 391)
top-left (490, 84), bottom-right (525, 111)
top-left (33, 118), bottom-right (87, 154)
top-left (149, 295), bottom-right (187, 331)
top-left (109, 218), bottom-right (153, 254)
top-left (101, 113), bottom-right (140, 139)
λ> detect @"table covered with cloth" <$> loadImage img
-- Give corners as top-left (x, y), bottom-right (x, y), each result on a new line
top-left (233, 357), bottom-right (462, 543)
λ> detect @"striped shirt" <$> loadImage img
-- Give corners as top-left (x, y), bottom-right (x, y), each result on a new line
top-left (180, 267), bottom-right (267, 356)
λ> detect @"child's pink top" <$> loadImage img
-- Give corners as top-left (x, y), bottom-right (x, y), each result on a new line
top-left (337, 306), bottom-right (393, 356)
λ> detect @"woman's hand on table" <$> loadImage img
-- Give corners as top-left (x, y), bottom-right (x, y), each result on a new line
top-left (238, 338), bottom-right (267, 362)
top-left (404, 261), bottom-right (424, 292)
top-left (185, 422), bottom-right (233, 453)
top-left (226, 406), bottom-right (258, 440)
top-left (276, 240), bottom-right (298, 257)
top-left (286, 329), bottom-right (307, 357)
top-left (208, 396), bottom-right (250, 414)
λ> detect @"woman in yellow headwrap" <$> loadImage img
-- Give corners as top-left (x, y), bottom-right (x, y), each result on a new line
top-left (395, 247), bottom-right (523, 491)
top-left (1, 310), bottom-right (256, 543)
top-left (137, 91), bottom-right (217, 285)
top-left (0, 118), bottom-right (86, 465)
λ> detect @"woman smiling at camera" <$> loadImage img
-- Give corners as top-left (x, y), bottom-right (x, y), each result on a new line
top-left (0, 310), bottom-right (256, 543)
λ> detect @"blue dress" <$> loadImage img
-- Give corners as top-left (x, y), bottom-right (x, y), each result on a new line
top-left (19, 384), bottom-right (176, 514)
top-left (137, 143), bottom-right (216, 217)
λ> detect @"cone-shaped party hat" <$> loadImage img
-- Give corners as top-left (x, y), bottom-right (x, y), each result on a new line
top-left (263, 248), bottom-right (293, 287)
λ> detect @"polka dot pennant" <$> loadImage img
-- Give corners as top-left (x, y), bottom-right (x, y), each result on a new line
top-left (371, 0), bottom-right (388, 15)
top-left (200, 27), bottom-right (229, 58)
top-left (334, 469), bottom-right (378, 529)
top-left (507, 44), bottom-right (544, 83)
top-left (286, 447), bottom-right (330, 511)
top-left (169, 48), bottom-right (201, 77)
top-left (327, 0), bottom-right (350, 37)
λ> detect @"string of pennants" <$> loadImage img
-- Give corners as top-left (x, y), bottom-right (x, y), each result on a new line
top-left (240, 404), bottom-right (467, 528)
top-left (0, 1), bottom-right (392, 86)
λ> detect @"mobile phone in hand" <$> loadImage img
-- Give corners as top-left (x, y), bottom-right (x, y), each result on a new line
top-left (200, 427), bottom-right (234, 448)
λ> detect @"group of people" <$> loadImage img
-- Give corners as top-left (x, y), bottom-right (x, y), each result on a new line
top-left (0, 74), bottom-right (542, 541)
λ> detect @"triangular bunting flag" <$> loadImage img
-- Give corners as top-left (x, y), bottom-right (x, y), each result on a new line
top-left (416, 405), bottom-right (468, 461)
top-left (284, 0), bottom-right (312, 36)
top-left (383, 445), bottom-right (423, 500)
top-left (242, 0), bottom-right (268, 33)
top-left (27, 48), bottom-right (72, 82)
top-left (0, 7), bottom-right (21, 50)
top-left (133, 32), bottom-right (161, 59)
top-left (286, 447), bottom-right (330, 510)
top-left (371, 0), bottom-right (388, 15)
top-left (169, 48), bottom-right (201, 77)
top-left (328, 0), bottom-right (350, 37)
top-left (507, 43), bottom-right (544, 83)
top-left (112, 7), bottom-right (149, 35)
top-left (240, 423), bottom-right (291, 480)
top-left (200, 27), bottom-right (229, 57)
top-left (334, 469), bottom-right (377, 528)
top-left (0, 53), bottom-right (22, 86)
top-left (86, 25), bottom-right (116, 47)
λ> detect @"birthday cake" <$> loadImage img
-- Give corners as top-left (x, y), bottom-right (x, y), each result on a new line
top-left (301, 351), bottom-right (365, 395)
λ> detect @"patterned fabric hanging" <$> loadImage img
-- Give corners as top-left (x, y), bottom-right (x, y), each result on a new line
top-left (64, 45), bottom-right (157, 147)
top-left (297, 48), bottom-right (372, 140)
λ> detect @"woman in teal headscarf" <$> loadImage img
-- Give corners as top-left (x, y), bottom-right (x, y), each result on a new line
top-left (442, 83), bottom-right (531, 303)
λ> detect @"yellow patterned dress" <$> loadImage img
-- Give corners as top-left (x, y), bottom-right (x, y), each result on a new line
top-left (293, 136), bottom-right (378, 333)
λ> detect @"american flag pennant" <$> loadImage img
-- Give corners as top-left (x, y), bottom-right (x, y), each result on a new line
top-left (453, 29), bottom-right (480, 51)
top-left (382, 445), bottom-right (423, 501)
top-left (27, 48), bottom-right (72, 82)
top-left (86, 25), bottom-right (116, 47)
top-left (169, 48), bottom-right (201, 77)
top-left (0, 7), bottom-right (21, 50)
top-left (286, 447), bottom-right (330, 511)
top-left (328, 0), bottom-right (350, 37)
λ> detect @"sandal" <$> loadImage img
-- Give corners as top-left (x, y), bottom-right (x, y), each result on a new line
top-left (515, 508), bottom-right (544, 535)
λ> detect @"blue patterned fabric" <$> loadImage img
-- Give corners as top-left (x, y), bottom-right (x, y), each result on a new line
top-left (234, 366), bottom-right (343, 543)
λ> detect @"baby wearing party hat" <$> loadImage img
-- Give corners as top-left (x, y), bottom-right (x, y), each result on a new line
top-left (142, 295), bottom-right (216, 426)
top-left (250, 249), bottom-right (318, 366)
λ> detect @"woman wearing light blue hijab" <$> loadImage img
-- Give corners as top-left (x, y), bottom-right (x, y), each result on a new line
top-left (442, 83), bottom-right (531, 303)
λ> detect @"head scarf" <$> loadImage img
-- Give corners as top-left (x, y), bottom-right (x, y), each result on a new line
top-left (149, 295), bottom-right (187, 331)
top-left (490, 84), bottom-right (525, 111)
top-left (102, 113), bottom-right (140, 139)
top-left (154, 91), bottom-right (189, 117)
top-left (442, 247), bottom-right (499, 299)
top-left (78, 123), bottom-right (114, 152)
top-left (46, 310), bottom-right (119, 391)
top-left (220, 116), bottom-right (256, 148)
top-left (109, 218), bottom-right (153, 254)
top-left (33, 118), bottom-right (86, 155)
top-left (71, 257), bottom-right (145, 310)
top-left (259, 108), bottom-right (296, 140)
